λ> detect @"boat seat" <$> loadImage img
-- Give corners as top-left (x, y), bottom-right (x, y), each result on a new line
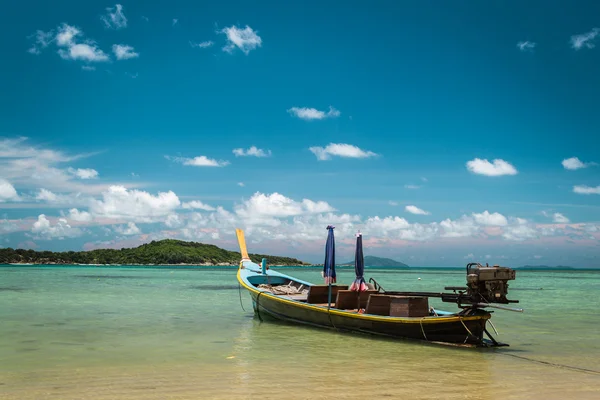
top-left (306, 285), bottom-right (348, 305)
top-left (335, 290), bottom-right (379, 310)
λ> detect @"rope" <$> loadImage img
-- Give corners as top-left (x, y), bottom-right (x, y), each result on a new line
top-left (459, 316), bottom-right (475, 343)
top-left (419, 318), bottom-right (428, 341)
top-left (255, 291), bottom-right (263, 321)
top-left (499, 353), bottom-right (600, 376)
top-left (238, 283), bottom-right (246, 312)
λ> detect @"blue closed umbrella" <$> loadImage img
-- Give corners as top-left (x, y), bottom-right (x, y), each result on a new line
top-left (323, 225), bottom-right (336, 285)
top-left (350, 232), bottom-right (367, 292)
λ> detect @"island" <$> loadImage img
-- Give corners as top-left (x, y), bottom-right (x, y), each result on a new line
top-left (0, 239), bottom-right (309, 266)
top-left (339, 256), bottom-right (409, 268)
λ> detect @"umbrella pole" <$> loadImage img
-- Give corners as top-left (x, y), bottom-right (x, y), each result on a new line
top-left (327, 282), bottom-right (332, 309)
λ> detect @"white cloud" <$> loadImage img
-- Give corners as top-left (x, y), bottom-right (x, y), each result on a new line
top-left (232, 146), bottom-right (271, 157)
top-left (238, 182), bottom-right (245, 187)
top-left (172, 19), bottom-right (178, 26)
top-left (517, 41), bottom-right (536, 52)
top-left (466, 158), bottom-right (518, 176)
top-left (165, 214), bottom-right (182, 228)
top-left (35, 189), bottom-right (87, 206)
top-left (573, 185), bottom-right (600, 195)
top-left (405, 205), bottom-right (430, 215)
top-left (388, 201), bottom-right (399, 206)
top-left (234, 192), bottom-right (335, 226)
top-left (220, 25), bottom-right (262, 54)
top-left (190, 41), bottom-right (214, 48)
top-left (502, 224), bottom-right (538, 241)
top-left (472, 211), bottom-right (508, 226)
top-left (82, 65), bottom-right (96, 71)
top-left (570, 28), bottom-right (599, 50)
top-left (165, 155), bottom-right (229, 167)
top-left (182, 200), bottom-right (215, 211)
top-left (31, 214), bottom-right (82, 239)
top-left (553, 213), bottom-right (570, 223)
top-left (404, 184), bottom-right (421, 190)
top-left (89, 186), bottom-right (181, 222)
top-left (112, 44), bottom-right (139, 60)
top-left (114, 222), bottom-right (140, 235)
top-left (562, 157), bottom-right (596, 170)
top-left (27, 30), bottom-right (54, 55)
top-left (101, 4), bottom-right (128, 30)
top-left (440, 216), bottom-right (479, 238)
top-left (56, 24), bottom-right (80, 46)
top-left (59, 43), bottom-right (109, 62)
top-left (287, 106), bottom-right (340, 120)
top-left (309, 143), bottom-right (377, 161)
top-left (68, 167), bottom-right (98, 179)
top-left (68, 208), bottom-right (92, 222)
top-left (0, 179), bottom-right (20, 202)
top-left (464, 253), bottom-right (474, 259)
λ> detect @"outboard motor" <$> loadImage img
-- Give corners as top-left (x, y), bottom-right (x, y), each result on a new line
top-left (465, 263), bottom-right (517, 304)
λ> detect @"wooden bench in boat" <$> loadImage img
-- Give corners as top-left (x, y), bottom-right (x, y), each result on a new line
top-left (306, 285), bottom-right (348, 305)
top-left (365, 294), bottom-right (429, 317)
top-left (335, 290), bottom-right (379, 310)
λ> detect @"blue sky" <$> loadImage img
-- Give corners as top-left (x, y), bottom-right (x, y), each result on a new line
top-left (1, 1), bottom-right (600, 266)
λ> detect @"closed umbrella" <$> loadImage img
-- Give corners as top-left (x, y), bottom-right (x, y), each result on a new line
top-left (323, 225), bottom-right (336, 285)
top-left (350, 232), bottom-right (367, 292)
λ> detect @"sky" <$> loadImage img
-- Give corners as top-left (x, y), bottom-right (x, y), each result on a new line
top-left (1, 1), bottom-right (600, 266)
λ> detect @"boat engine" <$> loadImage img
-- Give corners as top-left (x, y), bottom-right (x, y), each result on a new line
top-left (465, 263), bottom-right (517, 304)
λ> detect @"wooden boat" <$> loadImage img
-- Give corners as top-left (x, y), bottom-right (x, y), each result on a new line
top-left (235, 229), bottom-right (522, 347)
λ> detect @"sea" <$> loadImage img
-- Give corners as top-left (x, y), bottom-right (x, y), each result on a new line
top-left (1, 265), bottom-right (599, 399)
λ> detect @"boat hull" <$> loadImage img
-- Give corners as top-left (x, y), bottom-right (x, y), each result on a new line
top-left (237, 267), bottom-right (490, 346)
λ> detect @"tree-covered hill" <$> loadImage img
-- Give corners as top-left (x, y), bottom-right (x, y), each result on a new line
top-left (0, 239), bottom-right (308, 266)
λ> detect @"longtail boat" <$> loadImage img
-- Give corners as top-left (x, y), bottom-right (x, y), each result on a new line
top-left (235, 228), bottom-right (523, 348)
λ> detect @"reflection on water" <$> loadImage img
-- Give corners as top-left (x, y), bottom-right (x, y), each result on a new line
top-left (0, 266), bottom-right (599, 399)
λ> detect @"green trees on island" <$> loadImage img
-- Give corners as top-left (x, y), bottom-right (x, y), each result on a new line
top-left (0, 239), bottom-right (308, 266)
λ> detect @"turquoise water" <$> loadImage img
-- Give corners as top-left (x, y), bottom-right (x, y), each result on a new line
top-left (1, 266), bottom-right (599, 399)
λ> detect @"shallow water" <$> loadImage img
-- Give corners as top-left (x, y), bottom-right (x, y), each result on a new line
top-left (1, 266), bottom-right (599, 399)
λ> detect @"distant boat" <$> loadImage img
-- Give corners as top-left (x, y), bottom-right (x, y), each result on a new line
top-left (235, 228), bottom-right (523, 348)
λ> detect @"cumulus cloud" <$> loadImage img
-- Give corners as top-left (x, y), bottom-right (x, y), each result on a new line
top-left (238, 182), bottom-right (245, 187)
top-left (517, 41), bottom-right (536, 52)
top-left (190, 41), bottom-right (214, 49)
top-left (472, 211), bottom-right (508, 226)
top-left (388, 201), bottom-right (399, 206)
top-left (165, 155), bottom-right (229, 167)
top-left (309, 143), bottom-right (377, 161)
top-left (405, 205), bottom-right (430, 215)
top-left (570, 28), bottom-right (599, 50)
top-left (54, 23), bottom-right (109, 62)
top-left (232, 146), bottom-right (271, 157)
top-left (466, 158), bottom-right (518, 176)
top-left (182, 200), bottom-right (215, 211)
top-left (220, 25), bottom-right (262, 54)
top-left (112, 44), bottom-right (139, 60)
top-left (562, 157), bottom-right (596, 170)
top-left (0, 179), bottom-right (20, 202)
top-left (287, 106), bottom-right (340, 120)
top-left (404, 184), bottom-right (421, 190)
top-left (114, 222), bottom-right (141, 235)
top-left (68, 208), bottom-right (92, 222)
top-left (552, 213), bottom-right (570, 223)
top-left (31, 214), bottom-right (82, 239)
top-left (573, 185), bottom-right (600, 195)
top-left (89, 186), bottom-right (181, 222)
top-left (101, 4), bottom-right (128, 29)
top-left (68, 167), bottom-right (98, 179)
top-left (231, 192), bottom-right (336, 228)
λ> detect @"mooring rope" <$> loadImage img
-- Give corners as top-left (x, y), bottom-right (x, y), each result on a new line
top-left (498, 353), bottom-right (600, 375)
top-left (419, 318), bottom-right (428, 341)
top-left (238, 283), bottom-right (246, 312)
top-left (255, 291), bottom-right (263, 321)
